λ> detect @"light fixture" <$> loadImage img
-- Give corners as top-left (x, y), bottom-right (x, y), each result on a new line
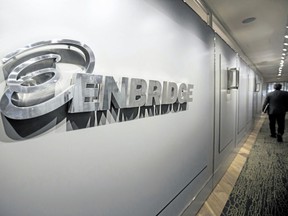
top-left (242, 17), bottom-right (256, 24)
top-left (278, 24), bottom-right (288, 76)
top-left (227, 68), bottom-right (239, 89)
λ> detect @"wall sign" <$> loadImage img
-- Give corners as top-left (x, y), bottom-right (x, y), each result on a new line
top-left (0, 39), bottom-right (194, 121)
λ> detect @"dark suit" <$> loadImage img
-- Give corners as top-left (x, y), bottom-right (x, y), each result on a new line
top-left (262, 89), bottom-right (288, 136)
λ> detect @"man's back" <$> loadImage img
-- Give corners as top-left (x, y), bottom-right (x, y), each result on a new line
top-left (262, 83), bottom-right (288, 142)
top-left (264, 90), bottom-right (288, 115)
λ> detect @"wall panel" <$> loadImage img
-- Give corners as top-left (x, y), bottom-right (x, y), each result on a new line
top-left (0, 1), bottom-right (264, 215)
top-left (237, 59), bottom-right (249, 143)
top-left (213, 34), bottom-right (238, 184)
top-left (0, 1), bottom-right (214, 216)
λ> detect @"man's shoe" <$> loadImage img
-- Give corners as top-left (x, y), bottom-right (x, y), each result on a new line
top-left (277, 134), bottom-right (283, 142)
top-left (270, 134), bottom-right (276, 138)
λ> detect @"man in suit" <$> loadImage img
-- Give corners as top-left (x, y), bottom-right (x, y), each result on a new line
top-left (262, 83), bottom-right (288, 142)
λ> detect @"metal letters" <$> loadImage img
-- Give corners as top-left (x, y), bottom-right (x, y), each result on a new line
top-left (0, 39), bottom-right (194, 120)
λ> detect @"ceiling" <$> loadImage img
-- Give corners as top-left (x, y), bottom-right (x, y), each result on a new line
top-left (198, 0), bottom-right (288, 82)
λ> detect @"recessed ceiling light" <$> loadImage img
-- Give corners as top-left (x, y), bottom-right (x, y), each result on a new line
top-left (284, 43), bottom-right (288, 46)
top-left (242, 17), bottom-right (256, 24)
top-left (284, 49), bottom-right (287, 51)
top-left (285, 35), bottom-right (288, 39)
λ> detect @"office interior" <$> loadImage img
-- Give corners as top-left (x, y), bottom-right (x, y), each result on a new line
top-left (0, 0), bottom-right (288, 215)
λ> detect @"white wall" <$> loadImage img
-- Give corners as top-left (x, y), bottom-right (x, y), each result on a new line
top-left (237, 59), bottom-right (249, 143)
top-left (213, 34), bottom-right (238, 184)
top-left (0, 1), bottom-right (264, 216)
top-left (0, 1), bottom-right (215, 216)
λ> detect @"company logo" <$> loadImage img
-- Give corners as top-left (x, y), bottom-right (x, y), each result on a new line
top-left (0, 39), bottom-right (194, 135)
top-left (0, 39), bottom-right (95, 120)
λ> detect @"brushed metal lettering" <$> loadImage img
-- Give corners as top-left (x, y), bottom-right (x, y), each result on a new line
top-left (129, 78), bottom-right (147, 107)
top-left (69, 73), bottom-right (102, 113)
top-left (100, 76), bottom-right (128, 110)
top-left (187, 84), bottom-right (194, 102)
top-left (146, 80), bottom-right (162, 106)
top-left (178, 83), bottom-right (187, 104)
top-left (166, 82), bottom-right (178, 104)
top-left (0, 39), bottom-right (195, 120)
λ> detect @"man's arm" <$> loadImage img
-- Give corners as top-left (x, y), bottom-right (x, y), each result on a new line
top-left (285, 91), bottom-right (288, 112)
top-left (262, 95), bottom-right (269, 112)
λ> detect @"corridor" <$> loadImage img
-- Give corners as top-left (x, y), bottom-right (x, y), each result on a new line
top-left (198, 115), bottom-right (288, 215)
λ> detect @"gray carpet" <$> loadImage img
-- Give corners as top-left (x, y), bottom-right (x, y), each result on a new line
top-left (221, 118), bottom-right (288, 216)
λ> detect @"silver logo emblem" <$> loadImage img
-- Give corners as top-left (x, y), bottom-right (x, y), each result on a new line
top-left (0, 39), bottom-right (194, 139)
top-left (0, 39), bottom-right (95, 119)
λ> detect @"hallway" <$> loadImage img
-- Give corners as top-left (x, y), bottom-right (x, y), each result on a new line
top-left (197, 115), bottom-right (288, 215)
top-left (1, 1), bottom-right (287, 215)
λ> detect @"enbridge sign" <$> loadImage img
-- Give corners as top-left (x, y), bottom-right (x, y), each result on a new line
top-left (0, 39), bottom-right (194, 121)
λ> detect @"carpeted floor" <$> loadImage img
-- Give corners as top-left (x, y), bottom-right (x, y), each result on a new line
top-left (221, 118), bottom-right (288, 216)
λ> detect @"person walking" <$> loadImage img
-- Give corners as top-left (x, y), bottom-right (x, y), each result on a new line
top-left (262, 83), bottom-right (288, 142)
